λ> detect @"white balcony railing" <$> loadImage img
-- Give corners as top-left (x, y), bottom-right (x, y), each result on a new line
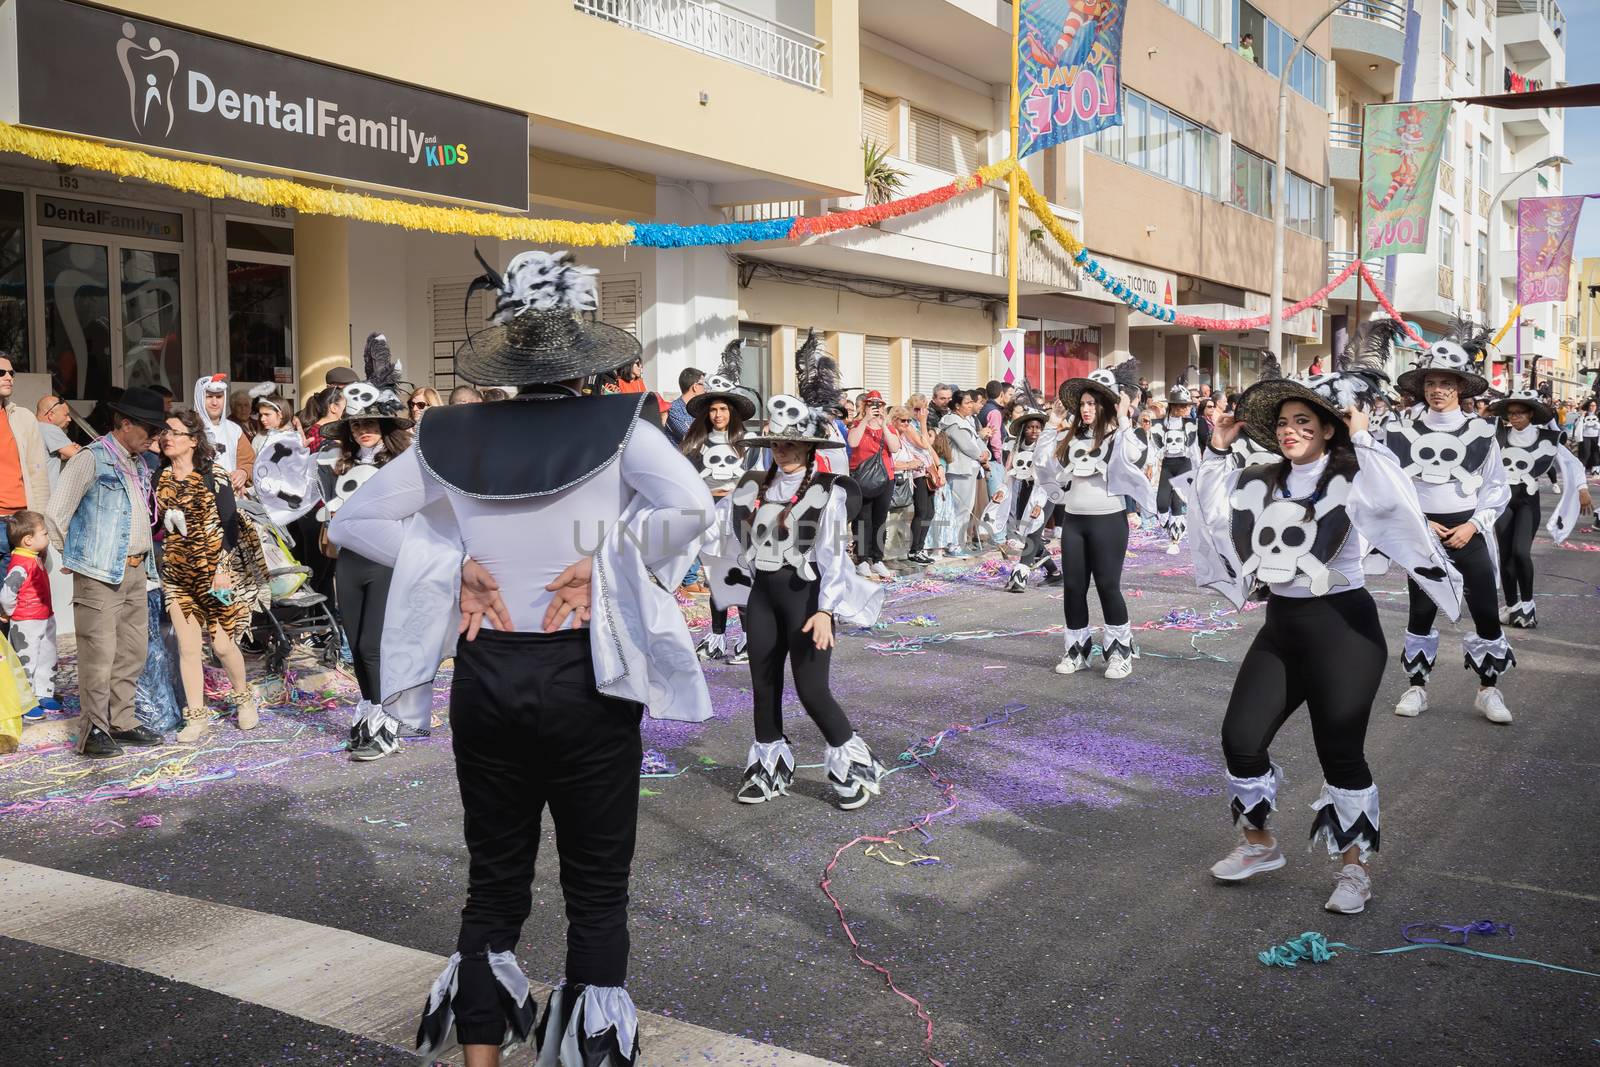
top-left (1337, 0), bottom-right (1407, 32)
top-left (1329, 121), bottom-right (1362, 150)
top-left (1328, 250), bottom-right (1387, 289)
top-left (575, 0), bottom-right (824, 91)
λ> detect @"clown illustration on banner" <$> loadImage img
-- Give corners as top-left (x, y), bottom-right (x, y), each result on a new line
top-left (1516, 196), bottom-right (1591, 305)
top-left (1017, 0), bottom-right (1127, 158)
top-left (1361, 102), bottom-right (1450, 255)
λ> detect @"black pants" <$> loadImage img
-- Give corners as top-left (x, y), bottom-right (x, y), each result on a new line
top-left (1406, 510), bottom-right (1502, 684)
top-left (744, 567), bottom-right (853, 746)
top-left (1222, 591), bottom-right (1384, 791)
top-left (292, 513), bottom-right (338, 613)
top-left (855, 489), bottom-right (891, 563)
top-left (1156, 456), bottom-right (1191, 517)
top-left (449, 629), bottom-right (643, 1044)
top-left (1580, 437), bottom-right (1600, 471)
top-left (334, 550), bottom-right (391, 702)
top-left (1059, 510), bottom-right (1129, 629)
top-left (910, 478), bottom-right (934, 554)
top-left (1012, 493), bottom-right (1052, 572)
top-left (1494, 489), bottom-right (1540, 605)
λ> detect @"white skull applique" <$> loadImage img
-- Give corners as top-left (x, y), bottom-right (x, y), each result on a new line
top-left (1501, 439), bottom-right (1556, 491)
top-left (1393, 418), bottom-right (1494, 494)
top-left (1426, 340), bottom-right (1472, 373)
top-left (1068, 437), bottom-right (1108, 477)
top-left (748, 482), bottom-right (832, 578)
top-left (703, 374), bottom-right (737, 393)
top-left (1230, 475), bottom-right (1353, 595)
top-left (1009, 450), bottom-right (1035, 482)
top-left (342, 382), bottom-right (379, 411)
top-left (323, 464), bottom-right (378, 519)
top-left (700, 443), bottom-right (741, 483)
top-left (1087, 368), bottom-right (1116, 389)
top-left (767, 394), bottom-right (806, 429)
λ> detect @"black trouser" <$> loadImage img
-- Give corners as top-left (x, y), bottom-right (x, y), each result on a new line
top-left (1406, 509), bottom-right (1503, 684)
top-left (334, 550), bottom-right (391, 702)
top-left (1012, 492), bottom-right (1051, 571)
top-left (292, 513), bottom-right (338, 613)
top-left (1222, 590), bottom-right (1384, 791)
top-left (448, 629), bottom-right (643, 1044)
top-left (1059, 510), bottom-right (1129, 629)
top-left (1494, 489), bottom-right (1540, 605)
top-left (711, 604), bottom-right (732, 635)
top-left (854, 489), bottom-right (891, 563)
top-left (744, 566), bottom-right (853, 746)
top-left (1156, 456), bottom-right (1191, 519)
top-left (1580, 437), bottom-right (1600, 471)
top-left (910, 478), bottom-right (934, 554)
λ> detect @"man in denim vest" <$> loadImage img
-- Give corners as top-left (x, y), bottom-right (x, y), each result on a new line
top-left (45, 388), bottom-right (168, 758)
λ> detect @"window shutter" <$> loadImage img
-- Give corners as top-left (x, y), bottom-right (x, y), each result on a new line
top-left (908, 108), bottom-right (942, 169)
top-left (864, 335), bottom-right (892, 397)
top-left (948, 121), bottom-right (980, 175)
top-left (912, 340), bottom-right (944, 396)
top-left (599, 274), bottom-right (641, 337)
top-left (428, 276), bottom-right (492, 391)
top-left (908, 108), bottom-right (982, 174)
top-left (942, 343), bottom-right (979, 387)
top-left (862, 89), bottom-right (891, 151)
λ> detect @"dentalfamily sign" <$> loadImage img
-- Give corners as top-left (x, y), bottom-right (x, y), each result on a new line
top-left (0, 0), bottom-right (528, 209)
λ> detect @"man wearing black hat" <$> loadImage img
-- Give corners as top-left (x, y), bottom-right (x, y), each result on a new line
top-left (331, 250), bottom-right (714, 1065)
top-left (44, 387), bottom-right (170, 757)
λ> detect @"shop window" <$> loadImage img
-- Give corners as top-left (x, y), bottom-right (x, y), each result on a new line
top-left (121, 249), bottom-right (184, 393)
top-left (42, 240), bottom-right (112, 402)
top-left (0, 190), bottom-right (25, 367)
top-left (226, 260), bottom-right (291, 386)
top-left (737, 323), bottom-right (772, 400)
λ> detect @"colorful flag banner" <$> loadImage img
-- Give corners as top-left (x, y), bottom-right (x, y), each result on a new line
top-left (1017, 0), bottom-right (1126, 159)
top-left (1361, 102), bottom-right (1450, 255)
top-left (1517, 196), bottom-right (1590, 305)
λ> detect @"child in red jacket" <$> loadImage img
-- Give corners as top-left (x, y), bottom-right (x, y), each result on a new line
top-left (3, 512), bottom-right (59, 722)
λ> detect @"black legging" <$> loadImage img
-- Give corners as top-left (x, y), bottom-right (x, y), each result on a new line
top-left (744, 566), bottom-right (854, 747)
top-left (910, 478), bottom-right (934, 554)
top-left (1059, 510), bottom-right (1129, 629)
top-left (1222, 590), bottom-right (1385, 791)
top-left (854, 490), bottom-right (891, 563)
top-left (1011, 492), bottom-right (1051, 571)
top-left (1494, 489), bottom-right (1540, 606)
top-left (1406, 510), bottom-right (1503, 684)
top-left (334, 550), bottom-right (391, 702)
top-left (1580, 437), bottom-right (1600, 471)
top-left (292, 512), bottom-right (338, 611)
top-left (1156, 456), bottom-right (1191, 517)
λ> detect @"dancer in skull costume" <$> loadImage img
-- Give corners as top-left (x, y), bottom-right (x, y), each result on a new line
top-left (1383, 320), bottom-right (1516, 724)
top-left (1025, 362), bottom-right (1152, 678)
top-left (1154, 375), bottom-right (1198, 554)
top-left (1487, 388), bottom-right (1591, 628)
top-left (704, 340), bottom-right (889, 808)
top-left (681, 339), bottom-right (762, 664)
top-left (1191, 368), bottom-right (1461, 914)
top-left (992, 398), bottom-right (1063, 593)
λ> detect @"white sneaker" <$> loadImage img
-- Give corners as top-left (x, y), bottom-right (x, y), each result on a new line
top-left (1475, 686), bottom-right (1513, 724)
top-left (1324, 863), bottom-right (1372, 914)
top-left (856, 561), bottom-right (873, 577)
top-left (1166, 540), bottom-right (1181, 555)
top-left (1210, 838), bottom-right (1286, 882)
top-left (1054, 652), bottom-right (1088, 675)
top-left (871, 561), bottom-right (893, 579)
top-left (1393, 686), bottom-right (1428, 717)
top-left (1104, 653), bottom-right (1133, 680)
top-left (1498, 605), bottom-right (1514, 625)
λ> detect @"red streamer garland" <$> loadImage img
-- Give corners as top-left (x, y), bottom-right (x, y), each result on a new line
top-left (787, 178), bottom-right (969, 239)
top-left (1169, 257), bottom-right (1361, 332)
top-left (1358, 263), bottom-right (1428, 345)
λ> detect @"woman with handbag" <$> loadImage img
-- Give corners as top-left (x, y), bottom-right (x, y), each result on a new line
top-left (939, 391), bottom-right (987, 557)
top-left (846, 389), bottom-right (901, 579)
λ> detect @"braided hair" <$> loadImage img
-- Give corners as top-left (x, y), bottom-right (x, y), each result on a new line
top-left (758, 449), bottom-right (818, 537)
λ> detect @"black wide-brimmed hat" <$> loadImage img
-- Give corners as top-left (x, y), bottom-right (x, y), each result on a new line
top-left (1395, 317), bottom-right (1491, 399)
top-left (334, 333), bottom-right (413, 431)
top-left (110, 386), bottom-right (168, 429)
top-left (1009, 408), bottom-right (1049, 438)
top-left (1235, 352), bottom-right (1345, 452)
top-left (687, 338), bottom-right (759, 421)
top-left (1060, 359), bottom-right (1139, 415)
top-left (737, 329), bottom-right (845, 449)
top-left (1487, 388), bottom-right (1556, 425)
top-left (455, 250), bottom-right (640, 387)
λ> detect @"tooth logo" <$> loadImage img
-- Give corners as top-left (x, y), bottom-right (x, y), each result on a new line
top-left (115, 20), bottom-right (180, 137)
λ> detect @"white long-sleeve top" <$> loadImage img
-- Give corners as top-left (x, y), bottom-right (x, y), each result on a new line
top-left (1022, 421), bottom-right (1155, 530)
top-left (1191, 431), bottom-right (1462, 620)
top-left (1503, 424), bottom-right (1588, 543)
top-left (1404, 406), bottom-right (1510, 536)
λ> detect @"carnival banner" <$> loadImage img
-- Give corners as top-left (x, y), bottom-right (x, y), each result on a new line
top-left (1516, 196), bottom-right (1589, 304)
top-left (1361, 102), bottom-right (1450, 255)
top-left (1017, 0), bottom-right (1126, 158)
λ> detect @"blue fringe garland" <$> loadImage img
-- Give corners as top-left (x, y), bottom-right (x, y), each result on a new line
top-left (628, 218), bottom-right (795, 248)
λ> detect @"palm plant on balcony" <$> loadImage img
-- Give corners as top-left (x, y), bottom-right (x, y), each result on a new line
top-left (863, 140), bottom-right (907, 205)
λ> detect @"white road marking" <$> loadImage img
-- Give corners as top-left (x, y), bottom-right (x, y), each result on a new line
top-left (1415, 866), bottom-right (1600, 904)
top-left (0, 858), bottom-right (841, 1066)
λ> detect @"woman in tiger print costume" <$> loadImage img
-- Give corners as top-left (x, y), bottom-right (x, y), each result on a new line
top-left (157, 410), bottom-right (270, 743)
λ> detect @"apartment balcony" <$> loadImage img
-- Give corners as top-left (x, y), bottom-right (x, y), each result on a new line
top-left (725, 160), bottom-right (1083, 295)
top-left (1438, 264), bottom-right (1456, 301)
top-left (1498, 0), bottom-right (1566, 63)
top-left (574, 0), bottom-right (824, 90)
top-left (1438, 160), bottom-right (1457, 200)
top-left (1332, 0), bottom-right (1406, 81)
top-left (1501, 98), bottom-right (1558, 140)
top-left (1328, 250), bottom-right (1387, 302)
top-left (859, 0), bottom-right (1011, 82)
top-left (1329, 122), bottom-right (1361, 185)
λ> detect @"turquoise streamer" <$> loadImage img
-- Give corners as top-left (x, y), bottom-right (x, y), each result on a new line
top-left (1259, 932), bottom-right (1600, 978)
top-left (1371, 942), bottom-right (1600, 978)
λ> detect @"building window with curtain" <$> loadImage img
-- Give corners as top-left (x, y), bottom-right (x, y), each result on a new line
top-left (1442, 2), bottom-right (1456, 64)
top-left (1440, 210), bottom-right (1456, 269)
top-left (1089, 89), bottom-right (1219, 198)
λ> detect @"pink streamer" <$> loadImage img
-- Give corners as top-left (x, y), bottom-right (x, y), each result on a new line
top-left (1358, 263), bottom-right (1427, 344)
top-left (1170, 257), bottom-right (1360, 331)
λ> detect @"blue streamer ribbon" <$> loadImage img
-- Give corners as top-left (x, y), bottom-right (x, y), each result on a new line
top-left (628, 217), bottom-right (794, 248)
top-left (1260, 925), bottom-right (1600, 978)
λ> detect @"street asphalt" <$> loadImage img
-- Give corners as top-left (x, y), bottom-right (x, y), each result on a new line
top-left (2, 517), bottom-right (1597, 1065)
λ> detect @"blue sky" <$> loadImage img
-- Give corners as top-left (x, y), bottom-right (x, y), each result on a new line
top-left (1566, 0), bottom-right (1600, 258)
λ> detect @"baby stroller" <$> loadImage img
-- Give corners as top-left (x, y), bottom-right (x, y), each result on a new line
top-left (240, 499), bottom-right (341, 676)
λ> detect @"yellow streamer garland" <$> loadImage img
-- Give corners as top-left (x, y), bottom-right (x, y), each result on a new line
top-left (1491, 303), bottom-right (1521, 348)
top-left (0, 121), bottom-right (634, 247)
top-left (1014, 168), bottom-right (1086, 257)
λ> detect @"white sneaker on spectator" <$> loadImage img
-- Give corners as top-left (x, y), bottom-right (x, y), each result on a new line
top-left (1475, 686), bottom-right (1513, 724)
top-left (1324, 863), bottom-right (1372, 914)
top-left (1210, 837), bottom-right (1285, 882)
top-left (871, 561), bottom-right (893, 579)
top-left (1393, 686), bottom-right (1427, 717)
top-left (856, 561), bottom-right (873, 577)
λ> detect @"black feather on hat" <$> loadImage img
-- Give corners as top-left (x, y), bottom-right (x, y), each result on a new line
top-left (687, 338), bottom-right (759, 420)
top-left (1008, 377), bottom-right (1049, 438)
top-left (1258, 350), bottom-right (1283, 382)
top-left (1113, 358), bottom-right (1141, 398)
top-left (738, 328), bottom-right (845, 449)
top-left (336, 332), bottom-right (412, 428)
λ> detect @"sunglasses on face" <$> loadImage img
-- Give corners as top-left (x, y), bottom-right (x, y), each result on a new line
top-left (0, 369), bottom-right (14, 378)
top-left (409, 401), bottom-right (429, 410)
